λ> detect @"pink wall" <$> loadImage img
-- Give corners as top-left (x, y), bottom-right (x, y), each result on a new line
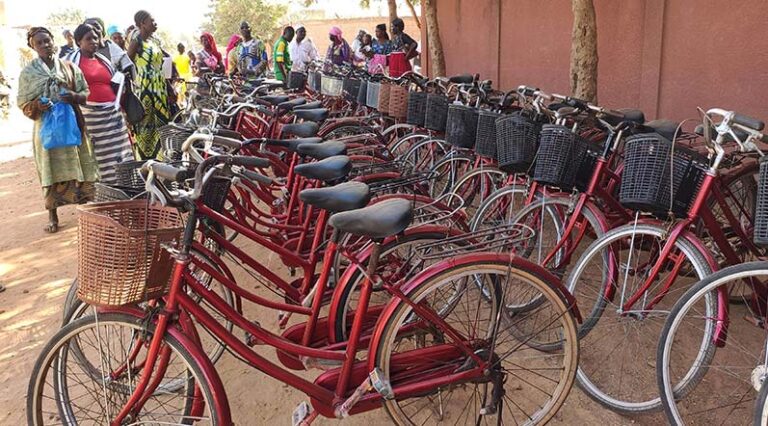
top-left (422, 0), bottom-right (768, 122)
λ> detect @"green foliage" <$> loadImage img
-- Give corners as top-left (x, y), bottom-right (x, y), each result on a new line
top-left (203, 0), bottom-right (288, 45)
top-left (45, 8), bottom-right (86, 30)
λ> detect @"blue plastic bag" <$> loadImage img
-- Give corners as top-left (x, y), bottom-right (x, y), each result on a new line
top-left (40, 102), bottom-right (82, 150)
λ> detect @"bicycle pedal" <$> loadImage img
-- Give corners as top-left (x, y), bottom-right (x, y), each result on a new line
top-left (292, 401), bottom-right (317, 426)
top-left (744, 314), bottom-right (765, 329)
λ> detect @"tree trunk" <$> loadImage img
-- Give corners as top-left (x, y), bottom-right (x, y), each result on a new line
top-left (569, 0), bottom-right (598, 102)
top-left (388, 0), bottom-right (398, 24)
top-left (404, 0), bottom-right (421, 31)
top-left (424, 0), bottom-right (446, 77)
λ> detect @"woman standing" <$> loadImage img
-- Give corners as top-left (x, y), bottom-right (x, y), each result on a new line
top-left (224, 34), bottom-right (241, 74)
top-left (196, 32), bottom-right (224, 75)
top-left (127, 10), bottom-right (171, 160)
top-left (17, 27), bottom-right (98, 233)
top-left (326, 27), bottom-right (351, 67)
top-left (72, 24), bottom-right (134, 185)
top-left (367, 23), bottom-right (391, 74)
top-left (389, 18), bottom-right (418, 77)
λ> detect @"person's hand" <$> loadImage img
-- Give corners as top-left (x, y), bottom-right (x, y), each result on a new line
top-left (38, 98), bottom-right (52, 111)
top-left (58, 90), bottom-right (76, 104)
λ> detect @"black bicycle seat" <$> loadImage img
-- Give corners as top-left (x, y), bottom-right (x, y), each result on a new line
top-left (295, 155), bottom-right (352, 182)
top-left (300, 181), bottom-right (371, 212)
top-left (277, 97), bottom-right (307, 111)
top-left (644, 119), bottom-right (680, 140)
top-left (294, 100), bottom-right (323, 110)
top-left (297, 141), bottom-right (347, 160)
top-left (282, 122), bottom-right (320, 138)
top-left (260, 94), bottom-right (290, 106)
top-left (603, 108), bottom-right (645, 127)
top-left (328, 198), bottom-right (413, 239)
top-left (294, 108), bottom-right (329, 123)
top-left (265, 137), bottom-right (322, 153)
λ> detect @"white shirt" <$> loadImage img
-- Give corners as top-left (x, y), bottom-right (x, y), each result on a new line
top-left (288, 38), bottom-right (318, 73)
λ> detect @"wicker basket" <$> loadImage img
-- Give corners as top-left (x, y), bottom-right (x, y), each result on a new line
top-left (619, 133), bottom-right (707, 217)
top-left (424, 94), bottom-right (449, 132)
top-left (377, 83), bottom-right (392, 114)
top-left (495, 114), bottom-right (541, 173)
top-left (321, 75), bottom-right (343, 97)
top-left (77, 201), bottom-right (183, 306)
top-left (366, 82), bottom-right (381, 109)
top-left (288, 72), bottom-right (306, 90)
top-left (532, 124), bottom-right (594, 190)
top-left (475, 110), bottom-right (501, 159)
top-left (308, 71), bottom-right (322, 92)
top-left (94, 183), bottom-right (145, 202)
top-left (389, 85), bottom-right (409, 119)
top-left (342, 78), bottom-right (362, 102)
top-left (406, 91), bottom-right (427, 126)
top-left (159, 125), bottom-right (194, 161)
top-left (357, 80), bottom-right (369, 105)
top-left (755, 157), bottom-right (768, 245)
top-left (114, 161), bottom-right (146, 189)
top-left (446, 104), bottom-right (479, 149)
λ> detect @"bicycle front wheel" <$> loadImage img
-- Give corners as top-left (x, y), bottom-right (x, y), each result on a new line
top-left (658, 261), bottom-right (768, 425)
top-left (372, 260), bottom-right (579, 425)
top-left (27, 312), bottom-right (223, 425)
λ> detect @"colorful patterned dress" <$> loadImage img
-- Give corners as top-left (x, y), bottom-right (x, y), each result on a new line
top-left (133, 36), bottom-right (170, 159)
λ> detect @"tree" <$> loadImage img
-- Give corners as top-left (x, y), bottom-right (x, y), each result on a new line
top-left (423, 0), bottom-right (445, 76)
top-left (404, 0), bottom-right (421, 30)
top-left (203, 0), bottom-right (287, 46)
top-left (387, 0), bottom-right (398, 23)
top-left (569, 0), bottom-right (598, 102)
top-left (46, 8), bottom-right (86, 31)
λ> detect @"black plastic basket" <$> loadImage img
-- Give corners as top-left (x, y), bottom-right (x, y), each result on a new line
top-left (475, 110), bottom-right (501, 159)
top-left (406, 91), bottom-right (427, 126)
top-left (288, 72), bottom-right (306, 90)
top-left (93, 183), bottom-right (146, 202)
top-left (308, 71), bottom-right (322, 92)
top-left (158, 125), bottom-right (194, 161)
top-left (755, 157), bottom-right (768, 245)
top-left (532, 124), bottom-right (596, 190)
top-left (114, 161), bottom-right (146, 189)
top-left (343, 78), bottom-right (362, 102)
top-left (445, 105), bottom-right (479, 149)
top-left (357, 80), bottom-right (368, 105)
top-left (424, 94), bottom-right (448, 132)
top-left (495, 114), bottom-right (541, 174)
top-left (200, 176), bottom-right (232, 213)
top-left (619, 133), bottom-right (708, 217)
top-left (573, 141), bottom-right (603, 192)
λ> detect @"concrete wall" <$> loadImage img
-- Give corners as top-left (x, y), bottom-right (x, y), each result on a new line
top-left (421, 0), bottom-right (768, 122)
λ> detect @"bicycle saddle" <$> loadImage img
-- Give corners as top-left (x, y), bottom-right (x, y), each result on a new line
top-left (300, 181), bottom-right (371, 212)
top-left (297, 141), bottom-right (347, 160)
top-left (294, 100), bottom-right (323, 110)
top-left (295, 155), bottom-right (352, 182)
top-left (265, 137), bottom-right (322, 152)
top-left (328, 198), bottom-right (413, 239)
top-left (277, 97), bottom-right (307, 110)
top-left (260, 94), bottom-right (290, 106)
top-left (644, 119), bottom-right (680, 140)
top-left (603, 108), bottom-right (645, 127)
top-left (294, 108), bottom-right (329, 123)
top-left (282, 122), bottom-right (320, 138)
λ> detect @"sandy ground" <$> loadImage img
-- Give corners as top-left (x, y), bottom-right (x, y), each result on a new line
top-left (0, 142), bottom-right (659, 425)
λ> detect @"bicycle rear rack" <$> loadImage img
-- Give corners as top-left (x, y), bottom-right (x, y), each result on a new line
top-left (415, 223), bottom-right (535, 261)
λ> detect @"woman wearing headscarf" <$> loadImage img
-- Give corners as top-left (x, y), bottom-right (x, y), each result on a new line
top-left (196, 32), bottom-right (224, 75)
top-left (326, 26), bottom-right (351, 67)
top-left (224, 34), bottom-right (241, 74)
top-left (17, 27), bottom-right (98, 233)
top-left (127, 10), bottom-right (172, 159)
top-left (82, 17), bottom-right (134, 78)
top-left (72, 24), bottom-right (134, 185)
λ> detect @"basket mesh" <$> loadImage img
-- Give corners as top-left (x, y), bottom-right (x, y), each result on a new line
top-left (475, 110), bottom-right (501, 159)
top-left (201, 177), bottom-right (232, 212)
top-left (619, 134), bottom-right (707, 217)
top-left (532, 124), bottom-right (592, 190)
top-left (366, 82), bottom-right (381, 109)
top-left (445, 105), bottom-right (479, 149)
top-left (321, 75), bottom-right (343, 96)
top-left (755, 157), bottom-right (768, 245)
top-left (406, 92), bottom-right (427, 126)
top-left (424, 94), bottom-right (448, 132)
top-left (343, 78), bottom-right (362, 101)
top-left (308, 71), bottom-right (322, 92)
top-left (389, 85), bottom-right (409, 119)
top-left (288, 72), bottom-right (306, 90)
top-left (495, 114), bottom-right (540, 173)
top-left (114, 160), bottom-right (146, 189)
top-left (377, 83), bottom-right (392, 114)
top-left (158, 125), bottom-right (193, 161)
top-left (357, 80), bottom-right (368, 105)
top-left (77, 201), bottom-right (183, 307)
top-left (94, 183), bottom-right (145, 202)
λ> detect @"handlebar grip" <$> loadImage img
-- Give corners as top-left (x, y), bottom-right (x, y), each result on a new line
top-left (565, 96), bottom-right (589, 110)
top-left (229, 155), bottom-right (271, 169)
top-left (240, 169), bottom-right (273, 185)
top-left (150, 163), bottom-right (190, 182)
top-left (517, 86), bottom-right (538, 97)
top-left (448, 74), bottom-right (474, 84)
top-left (732, 113), bottom-right (765, 131)
top-left (212, 135), bottom-right (242, 150)
top-left (214, 128), bottom-right (244, 140)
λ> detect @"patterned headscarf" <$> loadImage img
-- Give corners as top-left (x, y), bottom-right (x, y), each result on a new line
top-left (224, 34), bottom-right (241, 69)
top-left (200, 32), bottom-right (222, 62)
top-left (27, 26), bottom-right (53, 48)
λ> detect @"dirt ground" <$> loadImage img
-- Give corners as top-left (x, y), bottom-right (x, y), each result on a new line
top-left (0, 154), bottom-right (662, 425)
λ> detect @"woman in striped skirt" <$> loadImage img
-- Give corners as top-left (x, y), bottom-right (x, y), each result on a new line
top-left (71, 24), bottom-right (134, 184)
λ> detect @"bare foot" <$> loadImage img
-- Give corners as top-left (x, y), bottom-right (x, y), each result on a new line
top-left (44, 222), bottom-right (59, 233)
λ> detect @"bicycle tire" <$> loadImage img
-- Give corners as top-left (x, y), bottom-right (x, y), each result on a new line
top-left (469, 183), bottom-right (530, 232)
top-left (756, 380), bottom-right (768, 426)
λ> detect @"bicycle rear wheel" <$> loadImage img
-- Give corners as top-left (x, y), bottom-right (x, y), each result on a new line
top-left (372, 260), bottom-right (578, 425)
top-left (756, 380), bottom-right (768, 426)
top-left (657, 261), bottom-right (768, 425)
top-left (27, 312), bottom-right (222, 425)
